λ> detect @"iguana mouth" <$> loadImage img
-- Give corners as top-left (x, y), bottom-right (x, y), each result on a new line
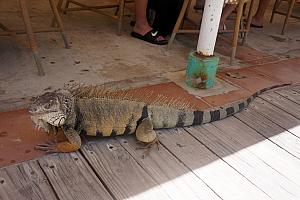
top-left (49, 115), bottom-right (66, 126)
top-left (28, 110), bottom-right (58, 115)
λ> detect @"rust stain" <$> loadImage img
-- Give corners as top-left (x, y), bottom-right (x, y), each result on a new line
top-left (226, 72), bottom-right (246, 79)
top-left (197, 71), bottom-right (208, 89)
top-left (195, 52), bottom-right (214, 58)
top-left (0, 131), bottom-right (8, 137)
top-left (25, 150), bottom-right (31, 153)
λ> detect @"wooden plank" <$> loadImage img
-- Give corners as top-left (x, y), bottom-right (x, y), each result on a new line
top-left (275, 88), bottom-right (300, 105)
top-left (208, 117), bottom-right (300, 187)
top-left (249, 98), bottom-right (300, 138)
top-left (80, 138), bottom-right (171, 200)
top-left (0, 160), bottom-right (58, 200)
top-left (235, 108), bottom-right (300, 159)
top-left (291, 85), bottom-right (300, 93)
top-left (38, 152), bottom-right (114, 200)
top-left (260, 92), bottom-right (300, 119)
top-left (116, 136), bottom-right (221, 200)
top-left (157, 128), bottom-right (272, 200)
top-left (186, 123), bottom-right (300, 199)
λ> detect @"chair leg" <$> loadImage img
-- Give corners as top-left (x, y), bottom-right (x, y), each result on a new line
top-left (117, 0), bottom-right (125, 36)
top-left (181, 0), bottom-right (192, 28)
top-left (281, 0), bottom-right (296, 35)
top-left (230, 2), bottom-right (244, 65)
top-left (19, 0), bottom-right (45, 76)
top-left (49, 0), bottom-right (70, 48)
top-left (270, 0), bottom-right (281, 23)
top-left (63, 0), bottom-right (70, 14)
top-left (242, 0), bottom-right (255, 46)
top-left (51, 0), bottom-right (64, 27)
top-left (167, 0), bottom-right (190, 49)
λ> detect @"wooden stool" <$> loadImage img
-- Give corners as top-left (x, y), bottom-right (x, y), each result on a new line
top-left (167, 0), bottom-right (255, 65)
top-left (60, 0), bottom-right (133, 35)
top-left (270, 0), bottom-right (300, 35)
top-left (0, 0), bottom-right (70, 76)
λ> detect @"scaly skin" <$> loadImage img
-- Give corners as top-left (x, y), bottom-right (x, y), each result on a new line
top-left (29, 83), bottom-right (289, 153)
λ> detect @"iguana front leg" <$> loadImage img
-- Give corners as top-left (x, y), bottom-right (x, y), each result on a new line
top-left (35, 129), bottom-right (81, 153)
top-left (135, 117), bottom-right (159, 156)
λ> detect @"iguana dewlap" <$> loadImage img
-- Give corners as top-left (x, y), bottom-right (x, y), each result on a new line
top-left (28, 84), bottom-right (288, 153)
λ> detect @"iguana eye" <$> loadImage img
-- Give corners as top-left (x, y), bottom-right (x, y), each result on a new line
top-left (44, 103), bottom-right (51, 109)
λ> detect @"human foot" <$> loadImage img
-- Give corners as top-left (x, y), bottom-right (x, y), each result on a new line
top-left (132, 24), bottom-right (167, 45)
top-left (131, 30), bottom-right (168, 45)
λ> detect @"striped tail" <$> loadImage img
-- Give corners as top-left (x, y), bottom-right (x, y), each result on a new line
top-left (148, 83), bottom-right (290, 129)
top-left (190, 83), bottom-right (290, 126)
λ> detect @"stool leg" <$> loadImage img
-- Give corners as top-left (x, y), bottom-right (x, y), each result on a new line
top-left (281, 0), bottom-right (295, 35)
top-left (167, 0), bottom-right (190, 49)
top-left (19, 0), bottom-right (45, 76)
top-left (63, 0), bottom-right (70, 14)
top-left (270, 0), bottom-right (281, 23)
top-left (242, 0), bottom-right (255, 46)
top-left (51, 0), bottom-right (64, 27)
top-left (230, 2), bottom-right (244, 65)
top-left (117, 0), bottom-right (125, 36)
top-left (49, 0), bottom-right (70, 48)
top-left (181, 0), bottom-right (192, 28)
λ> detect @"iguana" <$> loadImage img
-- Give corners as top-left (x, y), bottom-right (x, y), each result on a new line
top-left (28, 84), bottom-right (288, 153)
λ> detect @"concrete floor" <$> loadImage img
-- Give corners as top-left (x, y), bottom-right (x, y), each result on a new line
top-left (0, 0), bottom-right (300, 111)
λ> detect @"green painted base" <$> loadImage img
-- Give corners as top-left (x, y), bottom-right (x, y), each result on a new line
top-left (186, 51), bottom-right (219, 89)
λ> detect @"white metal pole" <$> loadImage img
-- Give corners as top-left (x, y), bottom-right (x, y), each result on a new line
top-left (196, 0), bottom-right (224, 56)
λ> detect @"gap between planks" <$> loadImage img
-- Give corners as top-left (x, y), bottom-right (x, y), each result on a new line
top-left (157, 128), bottom-right (273, 200)
top-left (234, 108), bottom-right (300, 160)
top-left (251, 97), bottom-right (300, 138)
top-left (184, 118), bottom-right (300, 199)
top-left (0, 160), bottom-right (59, 200)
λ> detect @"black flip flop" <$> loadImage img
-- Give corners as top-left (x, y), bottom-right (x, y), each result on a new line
top-left (131, 30), bottom-right (168, 45)
top-left (250, 23), bottom-right (263, 28)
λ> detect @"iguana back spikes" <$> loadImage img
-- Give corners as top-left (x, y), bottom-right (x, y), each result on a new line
top-left (146, 83), bottom-right (291, 129)
top-left (181, 83), bottom-right (290, 126)
top-left (65, 83), bottom-right (194, 110)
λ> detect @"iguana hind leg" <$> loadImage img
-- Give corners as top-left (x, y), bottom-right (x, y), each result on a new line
top-left (35, 129), bottom-right (81, 153)
top-left (135, 117), bottom-right (159, 157)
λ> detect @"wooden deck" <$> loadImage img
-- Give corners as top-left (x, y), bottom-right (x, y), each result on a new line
top-left (1, 85), bottom-right (300, 200)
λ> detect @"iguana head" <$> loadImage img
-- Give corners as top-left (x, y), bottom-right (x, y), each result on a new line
top-left (29, 90), bottom-right (74, 132)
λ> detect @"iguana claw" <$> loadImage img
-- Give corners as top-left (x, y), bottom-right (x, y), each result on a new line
top-left (136, 138), bottom-right (160, 159)
top-left (34, 141), bottom-right (58, 153)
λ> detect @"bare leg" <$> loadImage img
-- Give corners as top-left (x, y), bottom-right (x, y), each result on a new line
top-left (133, 0), bottom-right (151, 35)
top-left (220, 4), bottom-right (237, 29)
top-left (252, 0), bottom-right (271, 26)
